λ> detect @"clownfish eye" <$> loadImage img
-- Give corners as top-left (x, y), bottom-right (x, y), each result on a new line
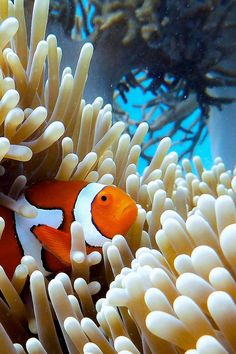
top-left (96, 192), bottom-right (111, 206)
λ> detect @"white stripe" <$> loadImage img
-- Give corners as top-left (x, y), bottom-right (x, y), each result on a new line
top-left (14, 196), bottom-right (63, 275)
top-left (74, 183), bottom-right (111, 247)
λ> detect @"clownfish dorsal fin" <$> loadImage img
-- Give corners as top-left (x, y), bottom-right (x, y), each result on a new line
top-left (32, 225), bottom-right (71, 266)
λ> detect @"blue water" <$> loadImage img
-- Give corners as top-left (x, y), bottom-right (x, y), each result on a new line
top-left (117, 86), bottom-right (213, 172)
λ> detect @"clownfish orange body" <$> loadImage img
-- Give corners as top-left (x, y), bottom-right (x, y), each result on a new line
top-left (0, 180), bottom-right (137, 278)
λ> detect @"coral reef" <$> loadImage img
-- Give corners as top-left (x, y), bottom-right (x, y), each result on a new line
top-left (0, 0), bottom-right (236, 353)
top-left (66, 0), bottom-right (236, 162)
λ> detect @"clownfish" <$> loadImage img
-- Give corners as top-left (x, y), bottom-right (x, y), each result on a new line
top-left (0, 180), bottom-right (137, 277)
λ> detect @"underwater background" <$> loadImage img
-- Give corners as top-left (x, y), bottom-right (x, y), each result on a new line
top-left (75, 0), bottom-right (215, 172)
top-left (117, 88), bottom-right (213, 171)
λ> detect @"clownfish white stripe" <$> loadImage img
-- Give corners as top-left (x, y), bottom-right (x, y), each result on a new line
top-left (74, 183), bottom-right (111, 247)
top-left (14, 195), bottom-right (63, 275)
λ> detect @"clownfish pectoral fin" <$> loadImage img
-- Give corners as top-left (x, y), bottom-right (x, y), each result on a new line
top-left (32, 225), bottom-right (71, 266)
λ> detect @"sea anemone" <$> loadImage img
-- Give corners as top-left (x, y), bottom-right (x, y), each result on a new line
top-left (0, 0), bottom-right (236, 353)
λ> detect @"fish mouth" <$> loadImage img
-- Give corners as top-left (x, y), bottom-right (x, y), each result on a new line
top-left (122, 203), bottom-right (137, 220)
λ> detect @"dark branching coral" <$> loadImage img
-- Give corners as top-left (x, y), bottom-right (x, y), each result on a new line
top-left (145, 1), bottom-right (236, 105)
top-left (49, 0), bottom-right (76, 35)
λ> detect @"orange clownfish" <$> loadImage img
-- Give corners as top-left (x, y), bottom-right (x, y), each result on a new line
top-left (0, 180), bottom-right (137, 277)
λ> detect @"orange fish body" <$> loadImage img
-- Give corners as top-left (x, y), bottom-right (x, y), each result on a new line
top-left (0, 180), bottom-right (137, 278)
